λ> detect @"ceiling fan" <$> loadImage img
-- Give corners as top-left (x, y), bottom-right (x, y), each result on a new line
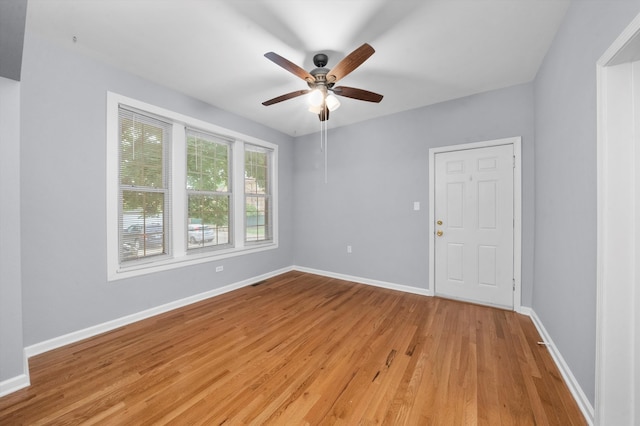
top-left (262, 43), bottom-right (384, 121)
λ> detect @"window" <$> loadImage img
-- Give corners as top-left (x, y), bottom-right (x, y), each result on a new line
top-left (118, 108), bottom-right (171, 262)
top-left (245, 145), bottom-right (272, 243)
top-left (107, 93), bottom-right (278, 280)
top-left (186, 130), bottom-right (231, 250)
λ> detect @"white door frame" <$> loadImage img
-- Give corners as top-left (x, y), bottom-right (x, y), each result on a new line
top-left (428, 137), bottom-right (522, 311)
top-left (596, 13), bottom-right (640, 426)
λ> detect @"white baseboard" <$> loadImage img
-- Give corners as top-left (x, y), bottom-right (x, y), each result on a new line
top-left (25, 266), bottom-right (293, 358)
top-left (0, 374), bottom-right (29, 398)
top-left (0, 352), bottom-right (30, 398)
top-left (292, 266), bottom-right (433, 297)
top-left (526, 309), bottom-right (595, 425)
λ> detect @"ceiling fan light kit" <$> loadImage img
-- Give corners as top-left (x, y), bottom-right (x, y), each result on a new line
top-left (262, 43), bottom-right (383, 122)
top-left (308, 104), bottom-right (323, 114)
top-left (308, 88), bottom-right (325, 107)
top-left (325, 94), bottom-right (340, 112)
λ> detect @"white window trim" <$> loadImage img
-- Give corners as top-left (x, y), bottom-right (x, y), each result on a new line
top-left (106, 92), bottom-right (278, 281)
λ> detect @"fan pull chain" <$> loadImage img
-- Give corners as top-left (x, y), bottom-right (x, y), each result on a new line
top-left (319, 118), bottom-right (328, 183)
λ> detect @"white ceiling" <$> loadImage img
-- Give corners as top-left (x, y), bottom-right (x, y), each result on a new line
top-left (26, 0), bottom-right (570, 137)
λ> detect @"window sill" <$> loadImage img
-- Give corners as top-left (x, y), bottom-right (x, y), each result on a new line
top-left (109, 242), bottom-right (278, 281)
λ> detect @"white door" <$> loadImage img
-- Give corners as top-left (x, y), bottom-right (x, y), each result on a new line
top-left (434, 144), bottom-right (514, 309)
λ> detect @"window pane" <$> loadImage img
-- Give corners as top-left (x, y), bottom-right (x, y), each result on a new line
top-left (245, 195), bottom-right (269, 242)
top-left (245, 150), bottom-right (268, 195)
top-left (120, 191), bottom-right (165, 261)
top-left (187, 133), bottom-right (229, 192)
top-left (188, 194), bottom-right (230, 248)
top-left (120, 118), bottom-right (164, 188)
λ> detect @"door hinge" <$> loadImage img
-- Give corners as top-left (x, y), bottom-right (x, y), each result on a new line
top-left (513, 155), bottom-right (516, 169)
top-left (513, 278), bottom-right (516, 290)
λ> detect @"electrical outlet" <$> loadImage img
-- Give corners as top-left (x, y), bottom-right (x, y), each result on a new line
top-left (216, 266), bottom-right (224, 272)
top-left (347, 245), bottom-right (352, 254)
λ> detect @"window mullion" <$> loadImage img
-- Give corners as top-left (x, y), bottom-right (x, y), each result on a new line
top-left (172, 124), bottom-right (187, 256)
top-left (233, 139), bottom-right (245, 249)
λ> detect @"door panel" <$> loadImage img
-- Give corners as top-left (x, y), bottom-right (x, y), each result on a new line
top-left (478, 180), bottom-right (497, 229)
top-left (447, 182), bottom-right (464, 227)
top-left (434, 144), bottom-right (514, 309)
top-left (447, 243), bottom-right (464, 281)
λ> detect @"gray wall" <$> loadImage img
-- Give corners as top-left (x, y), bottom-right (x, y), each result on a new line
top-left (0, 0), bottom-right (27, 387)
top-left (19, 31), bottom-right (295, 346)
top-left (532, 0), bottom-right (640, 406)
top-left (292, 83), bottom-right (535, 305)
top-left (0, 76), bottom-right (24, 384)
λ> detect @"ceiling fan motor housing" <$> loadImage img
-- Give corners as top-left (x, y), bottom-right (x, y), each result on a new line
top-left (309, 53), bottom-right (335, 89)
top-left (309, 66), bottom-right (331, 89)
top-left (313, 53), bottom-right (328, 67)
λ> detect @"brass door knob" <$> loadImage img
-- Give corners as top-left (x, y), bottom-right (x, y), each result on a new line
top-left (437, 230), bottom-right (443, 237)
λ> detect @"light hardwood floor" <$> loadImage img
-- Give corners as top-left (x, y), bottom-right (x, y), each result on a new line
top-left (0, 271), bottom-right (586, 425)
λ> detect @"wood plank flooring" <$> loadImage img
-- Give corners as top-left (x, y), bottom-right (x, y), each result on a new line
top-left (0, 271), bottom-right (586, 425)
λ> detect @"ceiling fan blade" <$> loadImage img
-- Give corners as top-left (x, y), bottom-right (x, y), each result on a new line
top-left (264, 52), bottom-right (315, 83)
top-left (262, 89), bottom-right (310, 106)
top-left (326, 43), bottom-right (375, 83)
top-left (332, 86), bottom-right (383, 103)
